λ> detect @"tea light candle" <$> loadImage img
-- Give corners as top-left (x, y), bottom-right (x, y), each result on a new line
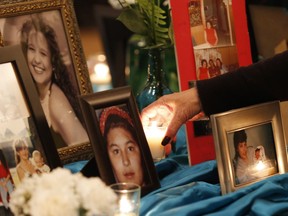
top-left (255, 161), bottom-right (266, 171)
top-left (110, 183), bottom-right (141, 216)
top-left (143, 121), bottom-right (167, 162)
top-left (114, 196), bottom-right (137, 216)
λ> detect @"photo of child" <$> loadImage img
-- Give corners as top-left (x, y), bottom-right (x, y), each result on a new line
top-left (32, 150), bottom-right (50, 174)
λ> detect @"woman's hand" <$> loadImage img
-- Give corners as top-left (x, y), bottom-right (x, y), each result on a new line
top-left (141, 87), bottom-right (203, 145)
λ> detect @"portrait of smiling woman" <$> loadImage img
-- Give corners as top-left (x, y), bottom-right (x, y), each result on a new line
top-left (99, 106), bottom-right (147, 186)
top-left (0, 12), bottom-right (89, 148)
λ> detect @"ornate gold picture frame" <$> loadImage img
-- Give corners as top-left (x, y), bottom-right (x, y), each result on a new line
top-left (0, 0), bottom-right (93, 164)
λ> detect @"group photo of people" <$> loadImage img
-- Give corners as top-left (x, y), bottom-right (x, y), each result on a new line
top-left (196, 55), bottom-right (227, 80)
top-left (0, 137), bottom-right (51, 210)
top-left (13, 138), bottom-right (50, 183)
top-left (188, 0), bottom-right (240, 81)
top-left (194, 47), bottom-right (239, 80)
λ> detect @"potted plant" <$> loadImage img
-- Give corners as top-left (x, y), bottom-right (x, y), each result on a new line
top-left (111, 0), bottom-right (176, 111)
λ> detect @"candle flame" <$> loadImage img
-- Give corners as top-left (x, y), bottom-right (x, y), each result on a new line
top-left (255, 161), bottom-right (266, 171)
top-left (119, 196), bottom-right (134, 213)
top-left (150, 121), bottom-right (158, 128)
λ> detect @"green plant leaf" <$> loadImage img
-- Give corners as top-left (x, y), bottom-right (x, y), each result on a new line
top-left (154, 25), bottom-right (169, 33)
top-left (117, 8), bottom-right (148, 35)
top-left (168, 18), bottom-right (174, 45)
top-left (116, 0), bottom-right (173, 47)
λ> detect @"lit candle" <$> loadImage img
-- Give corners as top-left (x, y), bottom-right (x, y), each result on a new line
top-left (255, 161), bottom-right (266, 171)
top-left (110, 182), bottom-right (141, 216)
top-left (143, 121), bottom-right (167, 162)
top-left (114, 196), bottom-right (137, 216)
top-left (87, 54), bottom-right (112, 92)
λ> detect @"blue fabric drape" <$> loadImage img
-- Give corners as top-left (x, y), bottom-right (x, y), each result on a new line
top-left (140, 157), bottom-right (288, 216)
top-left (64, 125), bottom-right (288, 216)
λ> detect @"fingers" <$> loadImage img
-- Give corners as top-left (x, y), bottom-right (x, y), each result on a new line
top-left (141, 101), bottom-right (175, 146)
top-left (141, 106), bottom-right (158, 126)
top-left (141, 103), bottom-right (173, 127)
top-left (161, 116), bottom-right (183, 146)
top-left (141, 88), bottom-right (203, 149)
top-left (141, 95), bottom-right (182, 146)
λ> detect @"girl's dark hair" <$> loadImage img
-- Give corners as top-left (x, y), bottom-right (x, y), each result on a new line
top-left (103, 114), bottom-right (137, 143)
top-left (201, 59), bottom-right (207, 66)
top-left (233, 130), bottom-right (247, 160)
top-left (13, 138), bottom-right (29, 165)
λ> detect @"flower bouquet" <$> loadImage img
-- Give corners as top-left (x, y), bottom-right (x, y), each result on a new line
top-left (9, 168), bottom-right (117, 216)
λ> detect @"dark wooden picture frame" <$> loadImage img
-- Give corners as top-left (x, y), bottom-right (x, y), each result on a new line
top-left (210, 101), bottom-right (288, 194)
top-left (0, 0), bottom-right (94, 164)
top-left (0, 45), bottom-right (61, 205)
top-left (79, 86), bottom-right (160, 196)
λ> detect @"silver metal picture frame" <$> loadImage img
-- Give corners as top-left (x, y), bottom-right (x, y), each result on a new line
top-left (211, 101), bottom-right (288, 194)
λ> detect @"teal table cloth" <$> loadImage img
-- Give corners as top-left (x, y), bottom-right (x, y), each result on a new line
top-left (65, 156), bottom-right (288, 215)
top-left (140, 156), bottom-right (288, 216)
top-left (64, 125), bottom-right (288, 215)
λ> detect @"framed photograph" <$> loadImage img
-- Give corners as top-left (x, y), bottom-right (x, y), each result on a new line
top-left (210, 101), bottom-right (288, 194)
top-left (170, 0), bottom-right (253, 165)
top-left (0, 45), bottom-right (62, 208)
top-left (0, 0), bottom-right (94, 164)
top-left (79, 86), bottom-right (160, 196)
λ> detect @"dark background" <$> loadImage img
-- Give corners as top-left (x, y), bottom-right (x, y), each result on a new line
top-left (73, 0), bottom-right (288, 89)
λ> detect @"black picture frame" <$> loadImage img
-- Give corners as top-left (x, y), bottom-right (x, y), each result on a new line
top-left (79, 86), bottom-right (160, 196)
top-left (0, 45), bottom-right (61, 188)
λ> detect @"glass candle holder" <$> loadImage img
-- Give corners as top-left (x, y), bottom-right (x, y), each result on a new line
top-left (110, 182), bottom-right (141, 216)
top-left (143, 122), bottom-right (167, 162)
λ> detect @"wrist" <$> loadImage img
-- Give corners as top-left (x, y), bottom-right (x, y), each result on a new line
top-left (189, 87), bottom-right (202, 114)
top-left (179, 87), bottom-right (203, 121)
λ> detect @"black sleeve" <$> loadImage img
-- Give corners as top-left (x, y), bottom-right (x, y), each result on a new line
top-left (196, 50), bottom-right (288, 116)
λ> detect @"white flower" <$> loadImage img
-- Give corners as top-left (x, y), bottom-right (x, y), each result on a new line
top-left (9, 168), bottom-right (117, 216)
top-left (29, 189), bottom-right (80, 216)
top-left (76, 176), bottom-right (117, 216)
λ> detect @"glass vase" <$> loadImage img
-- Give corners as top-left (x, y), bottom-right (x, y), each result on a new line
top-left (136, 47), bottom-right (173, 112)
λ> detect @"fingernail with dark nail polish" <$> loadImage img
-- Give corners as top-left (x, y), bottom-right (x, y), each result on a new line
top-left (161, 136), bottom-right (171, 146)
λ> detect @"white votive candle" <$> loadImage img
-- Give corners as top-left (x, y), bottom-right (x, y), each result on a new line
top-left (110, 183), bottom-right (141, 216)
top-left (143, 121), bottom-right (167, 162)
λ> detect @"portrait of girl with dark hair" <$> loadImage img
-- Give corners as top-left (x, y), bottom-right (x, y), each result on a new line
top-left (99, 106), bottom-right (148, 186)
